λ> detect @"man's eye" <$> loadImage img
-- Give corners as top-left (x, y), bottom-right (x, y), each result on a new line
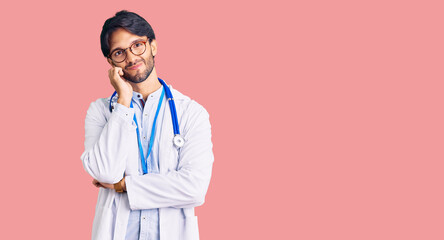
top-left (134, 43), bottom-right (142, 47)
top-left (114, 50), bottom-right (123, 56)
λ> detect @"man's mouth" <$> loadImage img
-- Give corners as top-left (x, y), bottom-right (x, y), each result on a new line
top-left (128, 62), bottom-right (143, 70)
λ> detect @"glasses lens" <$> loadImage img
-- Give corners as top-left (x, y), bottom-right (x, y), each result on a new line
top-left (131, 41), bottom-right (146, 55)
top-left (111, 49), bottom-right (126, 63)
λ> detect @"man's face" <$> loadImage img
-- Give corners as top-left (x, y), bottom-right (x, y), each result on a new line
top-left (107, 28), bottom-right (157, 83)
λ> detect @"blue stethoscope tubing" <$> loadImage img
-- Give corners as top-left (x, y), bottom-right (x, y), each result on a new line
top-left (158, 78), bottom-right (185, 148)
top-left (108, 78), bottom-right (184, 174)
top-left (159, 78), bottom-right (179, 134)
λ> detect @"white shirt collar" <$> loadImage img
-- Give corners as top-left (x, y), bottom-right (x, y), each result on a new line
top-left (132, 85), bottom-right (163, 102)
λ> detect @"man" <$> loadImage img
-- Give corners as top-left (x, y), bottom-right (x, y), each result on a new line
top-left (81, 10), bottom-right (214, 240)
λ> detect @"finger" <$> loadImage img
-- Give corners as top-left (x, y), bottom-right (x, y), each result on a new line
top-left (112, 67), bottom-right (123, 78)
top-left (92, 179), bottom-right (102, 188)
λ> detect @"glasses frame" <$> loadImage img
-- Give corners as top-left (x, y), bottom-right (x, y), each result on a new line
top-left (108, 39), bottom-right (149, 63)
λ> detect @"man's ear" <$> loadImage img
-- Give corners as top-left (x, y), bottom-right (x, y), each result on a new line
top-left (107, 57), bottom-right (116, 67)
top-left (150, 39), bottom-right (158, 57)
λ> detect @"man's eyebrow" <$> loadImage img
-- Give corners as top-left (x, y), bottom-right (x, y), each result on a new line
top-left (110, 38), bottom-right (146, 53)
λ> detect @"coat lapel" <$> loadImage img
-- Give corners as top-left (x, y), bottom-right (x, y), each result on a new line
top-left (158, 94), bottom-right (174, 174)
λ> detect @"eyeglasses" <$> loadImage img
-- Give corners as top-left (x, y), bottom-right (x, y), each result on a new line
top-left (108, 40), bottom-right (148, 63)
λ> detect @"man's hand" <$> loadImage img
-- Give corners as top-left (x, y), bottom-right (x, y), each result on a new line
top-left (108, 66), bottom-right (133, 107)
top-left (92, 178), bottom-right (126, 191)
top-left (92, 179), bottom-right (115, 189)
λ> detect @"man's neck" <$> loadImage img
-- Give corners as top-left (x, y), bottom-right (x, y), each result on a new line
top-left (130, 67), bottom-right (161, 102)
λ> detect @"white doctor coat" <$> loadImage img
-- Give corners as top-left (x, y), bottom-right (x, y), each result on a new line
top-left (81, 86), bottom-right (214, 240)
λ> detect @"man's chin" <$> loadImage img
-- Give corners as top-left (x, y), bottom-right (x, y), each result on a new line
top-left (123, 64), bottom-right (153, 84)
top-left (123, 72), bottom-right (148, 83)
top-left (126, 77), bottom-right (148, 84)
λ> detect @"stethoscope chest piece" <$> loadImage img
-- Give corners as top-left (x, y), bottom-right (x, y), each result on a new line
top-left (173, 135), bottom-right (185, 148)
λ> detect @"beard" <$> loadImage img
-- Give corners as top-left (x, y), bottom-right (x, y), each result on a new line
top-left (122, 55), bottom-right (155, 84)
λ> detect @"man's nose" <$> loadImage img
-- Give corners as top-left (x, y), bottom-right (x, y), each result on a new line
top-left (125, 50), bottom-right (138, 65)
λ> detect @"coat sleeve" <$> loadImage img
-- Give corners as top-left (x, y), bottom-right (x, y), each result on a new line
top-left (80, 100), bottom-right (137, 184)
top-left (125, 102), bottom-right (214, 209)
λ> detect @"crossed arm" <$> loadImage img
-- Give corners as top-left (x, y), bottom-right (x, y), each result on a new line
top-left (81, 99), bottom-right (214, 209)
top-left (92, 178), bottom-right (126, 191)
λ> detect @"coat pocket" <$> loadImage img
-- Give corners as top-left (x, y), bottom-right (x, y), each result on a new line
top-left (91, 206), bottom-right (114, 240)
top-left (91, 189), bottom-right (116, 240)
top-left (181, 215), bottom-right (199, 240)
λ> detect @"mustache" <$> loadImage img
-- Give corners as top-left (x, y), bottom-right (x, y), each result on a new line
top-left (125, 59), bottom-right (145, 69)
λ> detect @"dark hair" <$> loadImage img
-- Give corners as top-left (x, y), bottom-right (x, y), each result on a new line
top-left (100, 10), bottom-right (156, 57)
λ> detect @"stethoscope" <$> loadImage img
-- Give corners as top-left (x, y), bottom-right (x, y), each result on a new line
top-left (108, 78), bottom-right (185, 174)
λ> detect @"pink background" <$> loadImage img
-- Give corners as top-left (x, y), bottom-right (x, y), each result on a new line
top-left (1, 0), bottom-right (443, 239)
